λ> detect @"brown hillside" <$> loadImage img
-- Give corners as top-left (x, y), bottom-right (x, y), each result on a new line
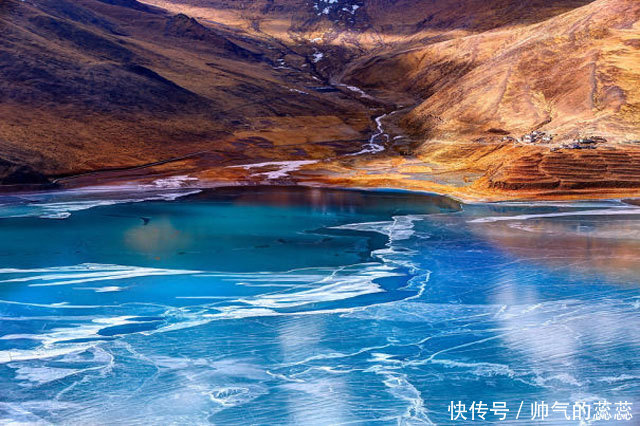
top-left (344, 0), bottom-right (640, 143)
top-left (0, 0), bottom-right (371, 182)
top-left (1, 0), bottom-right (639, 200)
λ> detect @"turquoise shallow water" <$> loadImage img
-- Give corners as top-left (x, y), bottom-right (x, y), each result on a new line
top-left (0, 186), bottom-right (639, 424)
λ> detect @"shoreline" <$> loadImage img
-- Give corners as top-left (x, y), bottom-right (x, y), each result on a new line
top-left (2, 177), bottom-right (639, 208)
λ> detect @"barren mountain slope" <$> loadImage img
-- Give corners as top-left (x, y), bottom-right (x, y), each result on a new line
top-left (141, 0), bottom-right (595, 40)
top-left (2, 0), bottom-right (639, 201)
top-left (344, 0), bottom-right (640, 143)
top-left (140, 0), bottom-right (598, 73)
top-left (312, 0), bottom-right (640, 200)
top-left (0, 0), bottom-right (371, 185)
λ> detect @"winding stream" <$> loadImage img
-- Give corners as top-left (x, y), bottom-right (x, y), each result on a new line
top-left (347, 112), bottom-right (391, 156)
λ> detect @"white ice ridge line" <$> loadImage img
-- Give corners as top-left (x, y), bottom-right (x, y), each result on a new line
top-left (0, 188), bottom-right (202, 220)
top-left (235, 264), bottom-right (398, 309)
top-left (0, 316), bottom-right (150, 364)
top-left (486, 200), bottom-right (627, 208)
top-left (0, 263), bottom-right (201, 287)
top-left (227, 160), bottom-right (318, 180)
top-left (469, 207), bottom-right (640, 223)
top-left (162, 263), bottom-right (423, 327)
top-left (330, 214), bottom-right (424, 241)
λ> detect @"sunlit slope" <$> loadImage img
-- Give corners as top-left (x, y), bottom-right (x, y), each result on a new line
top-left (345, 0), bottom-right (640, 144)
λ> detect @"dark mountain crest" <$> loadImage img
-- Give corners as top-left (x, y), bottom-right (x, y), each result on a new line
top-left (29, 14), bottom-right (135, 62)
top-left (165, 13), bottom-right (263, 61)
top-left (125, 64), bottom-right (193, 91)
top-left (164, 13), bottom-right (211, 40)
top-left (28, 0), bottom-right (124, 36)
top-left (94, 0), bottom-right (157, 13)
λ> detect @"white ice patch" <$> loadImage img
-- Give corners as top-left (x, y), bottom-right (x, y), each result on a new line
top-left (313, 0), bottom-right (361, 16)
top-left (146, 175), bottom-right (198, 189)
top-left (0, 215), bottom-right (429, 367)
top-left (15, 366), bottom-right (78, 384)
top-left (273, 58), bottom-right (294, 70)
top-left (337, 83), bottom-right (374, 100)
top-left (227, 160), bottom-right (317, 180)
top-left (0, 183), bottom-right (201, 220)
top-left (288, 87), bottom-right (309, 95)
top-left (488, 200), bottom-right (627, 208)
top-left (332, 215), bottom-right (429, 299)
top-left (0, 263), bottom-right (201, 287)
top-left (208, 386), bottom-right (266, 408)
top-left (235, 263), bottom-right (395, 309)
top-left (93, 286), bottom-right (125, 293)
top-left (332, 215), bottom-right (419, 242)
top-left (0, 317), bottom-right (133, 363)
top-left (38, 200), bottom-right (120, 219)
top-left (155, 216), bottom-right (427, 325)
top-left (469, 207), bottom-right (640, 223)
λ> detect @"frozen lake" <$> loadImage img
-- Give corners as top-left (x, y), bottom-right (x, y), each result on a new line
top-left (0, 186), bottom-right (638, 424)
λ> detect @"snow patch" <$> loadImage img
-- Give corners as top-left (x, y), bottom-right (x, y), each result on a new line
top-left (148, 175), bottom-right (198, 189)
top-left (228, 160), bottom-right (318, 180)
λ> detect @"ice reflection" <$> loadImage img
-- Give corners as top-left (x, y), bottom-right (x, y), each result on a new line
top-left (473, 214), bottom-right (640, 285)
top-left (124, 218), bottom-right (192, 255)
top-left (470, 206), bottom-right (640, 415)
top-left (276, 316), bottom-right (354, 425)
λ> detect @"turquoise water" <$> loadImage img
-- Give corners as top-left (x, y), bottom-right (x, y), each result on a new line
top-left (0, 186), bottom-right (639, 424)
